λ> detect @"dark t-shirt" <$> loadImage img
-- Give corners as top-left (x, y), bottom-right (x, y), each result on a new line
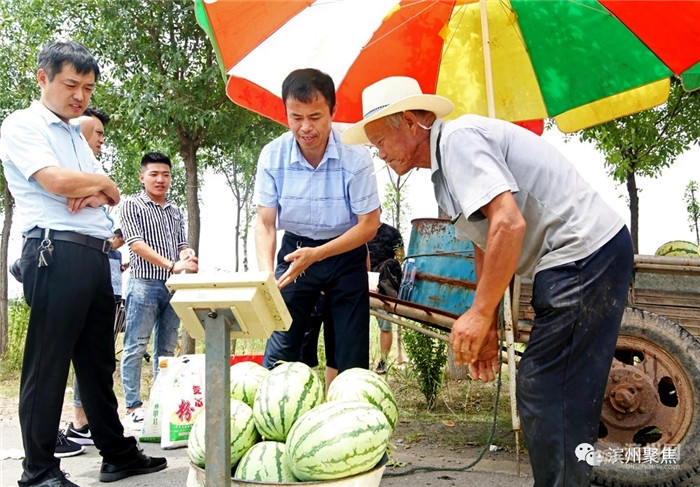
top-left (368, 223), bottom-right (403, 271)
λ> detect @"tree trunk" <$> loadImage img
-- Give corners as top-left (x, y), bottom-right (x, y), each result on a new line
top-left (241, 186), bottom-right (252, 272)
top-left (234, 201), bottom-right (242, 272)
top-left (626, 170), bottom-right (639, 254)
top-left (0, 187), bottom-right (14, 356)
top-left (179, 140), bottom-right (201, 355)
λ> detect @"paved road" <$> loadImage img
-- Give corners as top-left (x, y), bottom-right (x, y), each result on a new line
top-left (5, 422), bottom-right (698, 486)
top-left (1, 421), bottom-right (534, 487)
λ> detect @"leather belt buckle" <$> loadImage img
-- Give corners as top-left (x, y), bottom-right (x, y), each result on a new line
top-left (101, 239), bottom-right (112, 254)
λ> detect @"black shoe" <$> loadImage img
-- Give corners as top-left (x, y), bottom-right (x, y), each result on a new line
top-left (99, 450), bottom-right (167, 482)
top-left (28, 469), bottom-right (79, 486)
top-left (54, 430), bottom-right (85, 458)
top-left (66, 422), bottom-right (93, 446)
top-left (374, 359), bottom-right (387, 375)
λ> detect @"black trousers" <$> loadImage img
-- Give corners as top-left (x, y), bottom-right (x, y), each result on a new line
top-left (516, 227), bottom-right (634, 486)
top-left (299, 293), bottom-right (336, 368)
top-left (263, 233), bottom-right (369, 372)
top-left (18, 238), bottom-right (137, 485)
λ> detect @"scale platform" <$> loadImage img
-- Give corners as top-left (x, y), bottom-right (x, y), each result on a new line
top-left (166, 271), bottom-right (292, 487)
top-left (166, 271), bottom-right (292, 340)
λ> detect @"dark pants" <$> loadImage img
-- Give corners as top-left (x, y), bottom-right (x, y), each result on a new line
top-left (19, 238), bottom-right (138, 485)
top-left (263, 233), bottom-right (369, 372)
top-left (299, 293), bottom-right (336, 368)
top-left (516, 227), bottom-right (634, 487)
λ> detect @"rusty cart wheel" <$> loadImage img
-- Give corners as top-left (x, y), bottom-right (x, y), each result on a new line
top-left (592, 308), bottom-right (700, 487)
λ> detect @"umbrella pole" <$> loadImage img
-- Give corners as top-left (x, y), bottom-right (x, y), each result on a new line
top-left (480, 0), bottom-right (496, 118)
top-left (482, 3), bottom-right (523, 473)
top-left (503, 289), bottom-right (522, 476)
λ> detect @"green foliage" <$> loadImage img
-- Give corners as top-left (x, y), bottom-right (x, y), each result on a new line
top-left (577, 79), bottom-right (700, 250)
top-left (578, 79), bottom-right (700, 181)
top-left (1, 298), bottom-right (29, 377)
top-left (0, 0), bottom-right (68, 120)
top-left (684, 180), bottom-right (700, 245)
top-left (402, 327), bottom-right (447, 410)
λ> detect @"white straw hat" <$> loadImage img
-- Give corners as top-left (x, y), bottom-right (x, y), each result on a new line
top-left (341, 76), bottom-right (453, 145)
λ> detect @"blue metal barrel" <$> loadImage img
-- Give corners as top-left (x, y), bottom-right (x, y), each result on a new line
top-left (400, 218), bottom-right (476, 316)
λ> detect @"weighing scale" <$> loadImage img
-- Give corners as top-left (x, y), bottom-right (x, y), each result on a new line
top-left (166, 272), bottom-right (292, 487)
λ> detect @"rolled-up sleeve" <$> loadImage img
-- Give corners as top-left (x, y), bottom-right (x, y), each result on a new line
top-left (119, 198), bottom-right (143, 244)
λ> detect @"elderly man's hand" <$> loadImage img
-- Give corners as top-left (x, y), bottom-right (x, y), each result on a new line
top-left (469, 325), bottom-right (500, 383)
top-left (276, 247), bottom-right (321, 289)
top-left (449, 308), bottom-right (497, 372)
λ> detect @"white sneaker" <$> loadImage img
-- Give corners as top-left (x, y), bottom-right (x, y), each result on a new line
top-left (123, 408), bottom-right (145, 431)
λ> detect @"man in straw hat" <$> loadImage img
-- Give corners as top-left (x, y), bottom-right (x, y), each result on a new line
top-left (254, 68), bottom-right (380, 385)
top-left (342, 76), bottom-right (634, 486)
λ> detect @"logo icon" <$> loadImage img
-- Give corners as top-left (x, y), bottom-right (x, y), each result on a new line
top-left (575, 443), bottom-right (603, 466)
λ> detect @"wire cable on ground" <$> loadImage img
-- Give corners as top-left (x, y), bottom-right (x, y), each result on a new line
top-left (383, 316), bottom-right (506, 477)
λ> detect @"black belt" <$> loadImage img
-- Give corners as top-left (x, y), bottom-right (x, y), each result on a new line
top-left (25, 228), bottom-right (112, 254)
top-left (284, 231), bottom-right (338, 245)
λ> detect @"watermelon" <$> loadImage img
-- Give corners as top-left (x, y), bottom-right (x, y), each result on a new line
top-left (285, 400), bottom-right (391, 481)
top-left (326, 367), bottom-right (399, 432)
top-left (186, 399), bottom-right (260, 467)
top-left (230, 360), bottom-right (269, 407)
top-left (253, 362), bottom-right (324, 441)
top-left (234, 441), bottom-right (298, 482)
top-left (655, 240), bottom-right (699, 257)
top-left (187, 410), bottom-right (206, 467)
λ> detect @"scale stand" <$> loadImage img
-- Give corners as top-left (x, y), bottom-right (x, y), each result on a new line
top-left (166, 272), bottom-right (292, 487)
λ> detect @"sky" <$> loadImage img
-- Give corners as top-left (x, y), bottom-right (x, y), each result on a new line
top-left (5, 126), bottom-right (699, 298)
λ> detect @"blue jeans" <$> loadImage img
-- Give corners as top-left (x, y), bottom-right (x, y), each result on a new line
top-left (120, 278), bottom-right (180, 410)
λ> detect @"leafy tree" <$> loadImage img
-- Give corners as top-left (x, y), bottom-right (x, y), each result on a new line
top-left (577, 79), bottom-right (700, 252)
top-left (212, 117), bottom-right (284, 271)
top-left (684, 180), bottom-right (700, 245)
top-left (70, 0), bottom-right (278, 352)
top-left (1, 0), bottom-right (280, 355)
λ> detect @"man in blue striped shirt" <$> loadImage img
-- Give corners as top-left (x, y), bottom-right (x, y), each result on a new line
top-left (119, 152), bottom-right (198, 429)
top-left (255, 69), bottom-right (381, 385)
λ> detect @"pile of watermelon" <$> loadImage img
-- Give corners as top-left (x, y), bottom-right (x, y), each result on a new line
top-left (186, 361), bottom-right (397, 483)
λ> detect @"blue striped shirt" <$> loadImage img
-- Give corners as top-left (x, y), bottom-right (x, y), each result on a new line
top-left (119, 191), bottom-right (188, 280)
top-left (254, 129), bottom-right (379, 240)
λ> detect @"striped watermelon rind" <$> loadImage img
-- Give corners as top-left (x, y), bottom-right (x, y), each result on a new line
top-left (655, 240), bottom-right (699, 257)
top-left (187, 400), bottom-right (260, 468)
top-left (187, 410), bottom-right (206, 467)
top-left (233, 441), bottom-right (298, 482)
top-left (285, 400), bottom-right (391, 481)
top-left (229, 399), bottom-right (260, 465)
top-left (230, 360), bottom-right (269, 407)
top-left (326, 367), bottom-right (399, 432)
top-left (253, 362), bottom-right (324, 441)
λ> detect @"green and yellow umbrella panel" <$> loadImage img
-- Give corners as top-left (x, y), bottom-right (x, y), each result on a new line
top-left (195, 0), bottom-right (700, 132)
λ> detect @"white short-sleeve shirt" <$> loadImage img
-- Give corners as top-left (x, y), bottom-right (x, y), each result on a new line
top-left (430, 115), bottom-right (625, 278)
